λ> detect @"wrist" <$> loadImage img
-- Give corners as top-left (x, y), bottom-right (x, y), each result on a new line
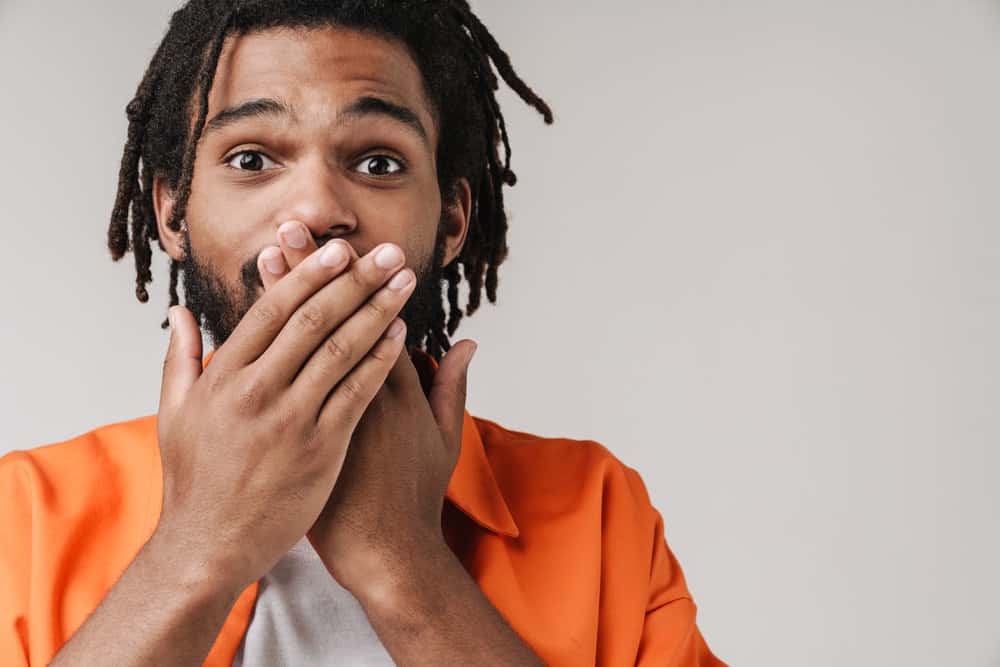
top-left (353, 539), bottom-right (457, 617)
top-left (143, 523), bottom-right (248, 604)
top-left (48, 525), bottom-right (247, 666)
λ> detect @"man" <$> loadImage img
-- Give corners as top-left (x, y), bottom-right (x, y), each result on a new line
top-left (0, 1), bottom-right (727, 665)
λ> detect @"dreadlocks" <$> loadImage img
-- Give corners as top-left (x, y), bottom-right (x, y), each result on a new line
top-left (107, 0), bottom-right (552, 362)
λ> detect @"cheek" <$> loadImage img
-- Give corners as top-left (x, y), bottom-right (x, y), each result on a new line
top-left (365, 191), bottom-right (440, 261)
top-left (185, 176), bottom-right (264, 281)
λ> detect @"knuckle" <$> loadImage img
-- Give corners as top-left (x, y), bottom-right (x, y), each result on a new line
top-left (338, 377), bottom-right (366, 402)
top-left (323, 335), bottom-right (353, 363)
top-left (267, 407), bottom-right (298, 440)
top-left (363, 297), bottom-right (388, 320)
top-left (251, 300), bottom-right (280, 324)
top-left (206, 368), bottom-right (229, 394)
top-left (323, 404), bottom-right (355, 434)
top-left (300, 426), bottom-right (324, 453)
top-left (234, 376), bottom-right (267, 414)
top-left (295, 304), bottom-right (326, 332)
top-left (348, 264), bottom-right (368, 289)
top-left (369, 339), bottom-right (395, 363)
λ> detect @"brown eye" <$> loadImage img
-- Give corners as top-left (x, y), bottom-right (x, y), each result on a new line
top-left (226, 150), bottom-right (276, 171)
top-left (355, 155), bottom-right (404, 176)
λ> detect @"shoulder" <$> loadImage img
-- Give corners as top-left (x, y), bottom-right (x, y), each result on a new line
top-left (0, 414), bottom-right (160, 545)
top-left (471, 415), bottom-right (694, 599)
top-left (0, 416), bottom-right (162, 658)
top-left (0, 414), bottom-right (158, 488)
top-left (471, 415), bottom-right (660, 527)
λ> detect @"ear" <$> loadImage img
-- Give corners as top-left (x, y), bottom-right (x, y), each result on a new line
top-left (441, 177), bottom-right (472, 267)
top-left (153, 173), bottom-right (186, 262)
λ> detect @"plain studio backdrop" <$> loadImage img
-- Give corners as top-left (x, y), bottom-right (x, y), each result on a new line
top-left (1, 1), bottom-right (998, 665)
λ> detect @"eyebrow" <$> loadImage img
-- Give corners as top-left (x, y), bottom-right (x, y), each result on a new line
top-left (203, 95), bottom-right (430, 147)
top-left (340, 95), bottom-right (429, 147)
top-left (205, 97), bottom-right (291, 134)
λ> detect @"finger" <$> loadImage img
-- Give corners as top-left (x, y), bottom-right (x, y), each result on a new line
top-left (219, 239), bottom-right (353, 370)
top-left (260, 229), bottom-right (360, 295)
top-left (258, 245), bottom-right (288, 291)
top-left (288, 261), bottom-right (416, 419)
top-left (428, 340), bottom-right (477, 452)
top-left (386, 338), bottom-right (421, 390)
top-left (253, 242), bottom-right (410, 388)
top-left (277, 220), bottom-right (320, 271)
top-left (316, 317), bottom-right (407, 433)
top-left (159, 305), bottom-right (204, 424)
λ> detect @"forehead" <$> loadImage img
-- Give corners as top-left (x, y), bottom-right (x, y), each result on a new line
top-left (202, 25), bottom-right (437, 140)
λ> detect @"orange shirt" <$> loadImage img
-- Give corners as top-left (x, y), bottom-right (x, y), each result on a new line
top-left (0, 348), bottom-right (726, 666)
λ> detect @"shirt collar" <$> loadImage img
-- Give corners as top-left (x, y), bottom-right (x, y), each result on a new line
top-left (201, 346), bottom-right (519, 538)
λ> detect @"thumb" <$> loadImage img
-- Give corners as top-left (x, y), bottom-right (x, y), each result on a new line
top-left (159, 305), bottom-right (203, 423)
top-left (428, 340), bottom-right (477, 449)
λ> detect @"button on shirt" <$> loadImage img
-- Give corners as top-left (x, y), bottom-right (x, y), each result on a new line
top-left (0, 348), bottom-right (727, 666)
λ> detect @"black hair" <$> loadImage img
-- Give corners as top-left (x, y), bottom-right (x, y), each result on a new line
top-left (107, 0), bottom-right (552, 361)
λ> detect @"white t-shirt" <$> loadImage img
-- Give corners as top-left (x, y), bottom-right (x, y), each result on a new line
top-left (232, 537), bottom-right (395, 666)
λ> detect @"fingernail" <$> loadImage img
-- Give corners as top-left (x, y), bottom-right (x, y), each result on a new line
top-left (386, 318), bottom-right (406, 339)
top-left (280, 223), bottom-right (307, 249)
top-left (319, 242), bottom-right (348, 268)
top-left (388, 269), bottom-right (414, 290)
top-left (375, 244), bottom-right (404, 269)
top-left (167, 306), bottom-right (176, 329)
top-left (262, 248), bottom-right (284, 274)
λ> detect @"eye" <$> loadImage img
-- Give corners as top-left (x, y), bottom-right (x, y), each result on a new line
top-left (354, 155), bottom-right (405, 177)
top-left (225, 150), bottom-right (278, 172)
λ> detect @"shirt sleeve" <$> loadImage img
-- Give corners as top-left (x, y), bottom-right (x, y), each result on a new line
top-left (623, 465), bottom-right (728, 667)
top-left (0, 451), bottom-right (33, 667)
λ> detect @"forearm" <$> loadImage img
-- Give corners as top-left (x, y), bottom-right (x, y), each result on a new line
top-left (49, 531), bottom-right (242, 667)
top-left (356, 546), bottom-right (545, 666)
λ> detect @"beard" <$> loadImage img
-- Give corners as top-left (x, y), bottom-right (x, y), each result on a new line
top-left (176, 220), bottom-right (449, 358)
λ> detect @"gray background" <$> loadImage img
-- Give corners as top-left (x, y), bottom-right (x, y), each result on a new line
top-left (1, 1), bottom-right (998, 665)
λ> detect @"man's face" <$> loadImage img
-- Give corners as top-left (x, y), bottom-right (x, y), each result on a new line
top-left (153, 25), bottom-right (470, 351)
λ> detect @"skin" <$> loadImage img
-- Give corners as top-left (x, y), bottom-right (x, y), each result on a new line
top-left (153, 24), bottom-right (466, 354)
top-left (51, 25), bottom-right (543, 667)
top-left (259, 234), bottom-right (545, 667)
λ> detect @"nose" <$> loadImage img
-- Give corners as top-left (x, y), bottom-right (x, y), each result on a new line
top-left (272, 156), bottom-right (357, 244)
